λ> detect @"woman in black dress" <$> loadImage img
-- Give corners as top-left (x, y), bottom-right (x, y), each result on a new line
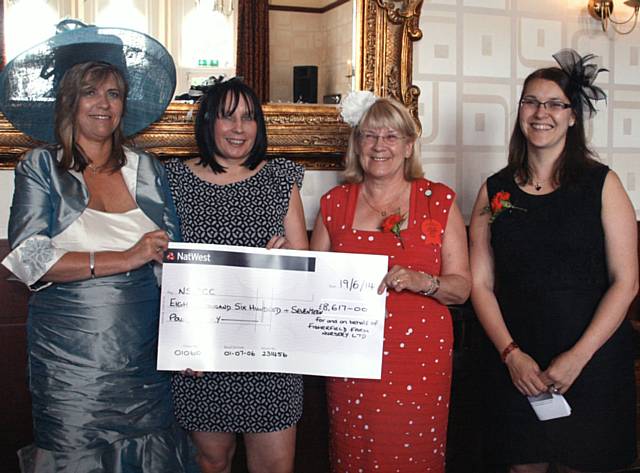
top-left (469, 49), bottom-right (638, 472)
top-left (165, 78), bottom-right (308, 473)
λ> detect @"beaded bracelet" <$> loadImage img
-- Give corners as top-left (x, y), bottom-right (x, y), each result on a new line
top-left (501, 341), bottom-right (519, 363)
top-left (419, 272), bottom-right (440, 297)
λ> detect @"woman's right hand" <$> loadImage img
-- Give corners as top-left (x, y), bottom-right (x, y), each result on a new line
top-left (504, 349), bottom-right (548, 396)
top-left (124, 229), bottom-right (170, 268)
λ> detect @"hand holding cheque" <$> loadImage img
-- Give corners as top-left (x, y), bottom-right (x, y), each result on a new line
top-left (158, 243), bottom-right (388, 379)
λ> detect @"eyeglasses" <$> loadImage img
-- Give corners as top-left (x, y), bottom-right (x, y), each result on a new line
top-left (360, 131), bottom-right (405, 146)
top-left (520, 97), bottom-right (572, 112)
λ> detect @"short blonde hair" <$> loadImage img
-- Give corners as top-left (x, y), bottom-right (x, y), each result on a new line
top-left (342, 97), bottom-right (422, 183)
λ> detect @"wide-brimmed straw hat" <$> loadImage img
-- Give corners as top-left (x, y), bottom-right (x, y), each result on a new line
top-left (0, 19), bottom-right (176, 143)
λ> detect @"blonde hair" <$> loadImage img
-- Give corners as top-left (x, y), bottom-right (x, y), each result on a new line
top-left (342, 97), bottom-right (422, 183)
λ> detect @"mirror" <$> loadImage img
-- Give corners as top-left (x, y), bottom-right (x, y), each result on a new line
top-left (0, 0), bottom-right (424, 170)
top-left (268, 0), bottom-right (355, 104)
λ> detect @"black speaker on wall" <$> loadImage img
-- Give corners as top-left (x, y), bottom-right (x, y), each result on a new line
top-left (293, 65), bottom-right (318, 103)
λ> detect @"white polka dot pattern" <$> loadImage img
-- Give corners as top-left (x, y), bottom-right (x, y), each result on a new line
top-left (320, 179), bottom-right (456, 472)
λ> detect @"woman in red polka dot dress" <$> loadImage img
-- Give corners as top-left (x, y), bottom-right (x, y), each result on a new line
top-left (311, 95), bottom-right (471, 472)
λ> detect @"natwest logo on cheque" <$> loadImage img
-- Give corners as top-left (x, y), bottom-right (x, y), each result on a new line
top-left (164, 250), bottom-right (211, 263)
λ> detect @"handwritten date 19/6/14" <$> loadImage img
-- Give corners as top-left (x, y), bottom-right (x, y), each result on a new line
top-left (223, 350), bottom-right (288, 358)
top-left (337, 278), bottom-right (375, 292)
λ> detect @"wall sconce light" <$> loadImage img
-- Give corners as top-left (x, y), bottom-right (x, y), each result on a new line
top-left (588, 0), bottom-right (640, 34)
top-left (345, 60), bottom-right (355, 79)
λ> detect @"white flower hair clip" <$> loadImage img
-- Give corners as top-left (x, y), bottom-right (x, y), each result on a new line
top-left (340, 91), bottom-right (378, 127)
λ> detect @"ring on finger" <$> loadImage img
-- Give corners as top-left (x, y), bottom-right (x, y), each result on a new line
top-left (549, 384), bottom-right (560, 394)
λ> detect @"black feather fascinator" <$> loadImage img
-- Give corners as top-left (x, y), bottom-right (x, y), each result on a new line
top-left (552, 48), bottom-right (608, 116)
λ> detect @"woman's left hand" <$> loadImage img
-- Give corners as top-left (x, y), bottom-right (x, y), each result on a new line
top-left (266, 235), bottom-right (291, 249)
top-left (378, 265), bottom-right (425, 294)
top-left (539, 349), bottom-right (589, 395)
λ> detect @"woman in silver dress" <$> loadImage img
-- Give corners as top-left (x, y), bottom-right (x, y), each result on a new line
top-left (0, 21), bottom-right (187, 472)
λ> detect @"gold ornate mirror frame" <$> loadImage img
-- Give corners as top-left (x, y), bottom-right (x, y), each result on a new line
top-left (0, 0), bottom-right (423, 170)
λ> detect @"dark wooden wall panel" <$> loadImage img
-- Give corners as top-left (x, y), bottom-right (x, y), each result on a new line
top-left (0, 239), bottom-right (31, 473)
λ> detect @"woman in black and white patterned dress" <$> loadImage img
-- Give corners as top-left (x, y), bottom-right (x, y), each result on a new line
top-left (165, 78), bottom-right (308, 473)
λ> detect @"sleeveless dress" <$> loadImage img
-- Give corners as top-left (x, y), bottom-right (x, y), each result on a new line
top-left (19, 208), bottom-right (188, 472)
top-left (165, 157), bottom-right (305, 432)
top-left (485, 164), bottom-right (637, 471)
top-left (320, 178), bottom-right (455, 473)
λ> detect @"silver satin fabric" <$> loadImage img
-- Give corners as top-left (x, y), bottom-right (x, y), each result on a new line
top-left (6, 147), bottom-right (181, 255)
top-left (19, 265), bottom-right (189, 472)
top-left (3, 147), bottom-right (191, 472)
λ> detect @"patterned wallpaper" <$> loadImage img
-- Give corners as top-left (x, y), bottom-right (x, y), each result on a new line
top-left (1, 3), bottom-right (639, 237)
top-left (413, 0), bottom-right (640, 221)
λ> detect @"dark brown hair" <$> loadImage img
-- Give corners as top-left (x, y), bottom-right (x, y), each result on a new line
top-left (501, 67), bottom-right (599, 187)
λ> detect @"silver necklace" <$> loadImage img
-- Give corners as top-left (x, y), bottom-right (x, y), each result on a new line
top-left (86, 162), bottom-right (107, 176)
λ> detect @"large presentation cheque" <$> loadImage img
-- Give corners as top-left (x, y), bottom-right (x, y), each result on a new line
top-left (157, 243), bottom-right (388, 379)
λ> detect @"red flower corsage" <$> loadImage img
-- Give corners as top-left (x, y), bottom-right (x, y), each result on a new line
top-left (380, 213), bottom-right (406, 248)
top-left (483, 191), bottom-right (527, 223)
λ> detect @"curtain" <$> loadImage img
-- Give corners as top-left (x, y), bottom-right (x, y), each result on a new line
top-left (235, 0), bottom-right (269, 103)
top-left (0, 0), bottom-right (5, 71)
